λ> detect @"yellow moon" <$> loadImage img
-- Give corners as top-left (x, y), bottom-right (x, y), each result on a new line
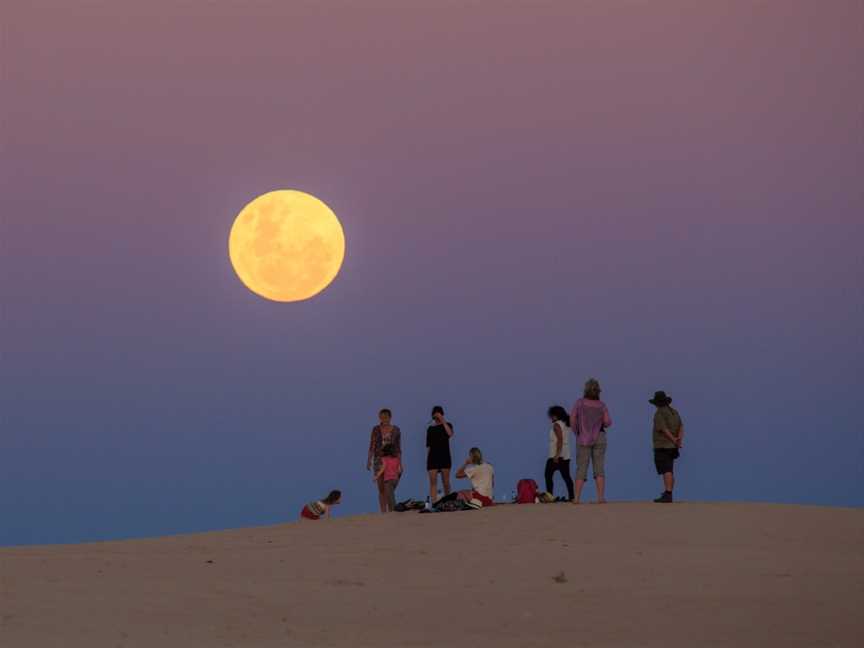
top-left (228, 190), bottom-right (345, 302)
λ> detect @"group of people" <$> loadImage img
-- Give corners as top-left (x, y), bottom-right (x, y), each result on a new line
top-left (300, 378), bottom-right (686, 520)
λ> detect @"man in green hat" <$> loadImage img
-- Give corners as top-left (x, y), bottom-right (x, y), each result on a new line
top-left (650, 391), bottom-right (684, 503)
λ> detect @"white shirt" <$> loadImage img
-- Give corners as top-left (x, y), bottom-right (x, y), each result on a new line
top-left (548, 421), bottom-right (571, 460)
top-left (464, 463), bottom-right (494, 499)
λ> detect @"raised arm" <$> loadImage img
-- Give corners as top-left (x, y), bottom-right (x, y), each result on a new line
top-left (442, 420), bottom-right (454, 438)
top-left (455, 458), bottom-right (470, 479)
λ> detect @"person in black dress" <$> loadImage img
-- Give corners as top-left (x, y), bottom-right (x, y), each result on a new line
top-left (426, 405), bottom-right (454, 503)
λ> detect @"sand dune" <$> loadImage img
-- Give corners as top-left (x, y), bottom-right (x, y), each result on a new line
top-left (1, 502), bottom-right (861, 647)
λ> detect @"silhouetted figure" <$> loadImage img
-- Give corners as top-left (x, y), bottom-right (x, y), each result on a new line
top-left (545, 405), bottom-right (575, 500)
top-left (570, 378), bottom-right (612, 504)
top-left (367, 408), bottom-right (402, 513)
top-left (426, 405), bottom-right (454, 502)
top-left (650, 391), bottom-right (684, 503)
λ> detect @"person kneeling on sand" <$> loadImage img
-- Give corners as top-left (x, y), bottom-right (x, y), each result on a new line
top-left (372, 444), bottom-right (402, 513)
top-left (300, 490), bottom-right (342, 520)
top-left (437, 447), bottom-right (494, 508)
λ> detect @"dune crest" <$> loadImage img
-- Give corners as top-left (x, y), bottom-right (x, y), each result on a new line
top-left (2, 502), bottom-right (861, 647)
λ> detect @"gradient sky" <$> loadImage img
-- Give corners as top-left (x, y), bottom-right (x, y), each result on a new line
top-left (2, 1), bottom-right (862, 546)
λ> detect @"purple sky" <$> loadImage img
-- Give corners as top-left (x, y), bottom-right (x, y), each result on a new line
top-left (2, 1), bottom-right (862, 545)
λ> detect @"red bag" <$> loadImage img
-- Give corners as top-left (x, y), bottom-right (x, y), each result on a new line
top-left (516, 479), bottom-right (538, 504)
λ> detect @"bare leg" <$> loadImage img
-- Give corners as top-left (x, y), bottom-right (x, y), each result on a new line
top-left (663, 472), bottom-right (674, 492)
top-left (384, 481), bottom-right (397, 512)
top-left (595, 476), bottom-right (606, 503)
top-left (428, 470), bottom-right (439, 502)
top-left (377, 477), bottom-right (388, 513)
top-left (441, 469), bottom-right (452, 496)
top-left (573, 479), bottom-right (585, 504)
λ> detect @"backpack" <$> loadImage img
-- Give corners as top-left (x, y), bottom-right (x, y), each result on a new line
top-left (516, 479), bottom-right (538, 504)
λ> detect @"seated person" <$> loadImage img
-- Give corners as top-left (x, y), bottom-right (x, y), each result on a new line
top-left (300, 490), bottom-right (341, 520)
top-left (450, 447), bottom-right (494, 507)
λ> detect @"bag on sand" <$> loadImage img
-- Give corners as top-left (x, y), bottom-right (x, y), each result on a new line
top-left (516, 479), bottom-right (538, 504)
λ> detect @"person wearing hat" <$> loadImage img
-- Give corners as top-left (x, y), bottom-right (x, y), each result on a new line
top-left (650, 391), bottom-right (684, 503)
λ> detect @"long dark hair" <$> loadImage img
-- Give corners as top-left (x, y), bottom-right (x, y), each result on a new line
top-left (547, 405), bottom-right (569, 424)
top-left (323, 490), bottom-right (341, 504)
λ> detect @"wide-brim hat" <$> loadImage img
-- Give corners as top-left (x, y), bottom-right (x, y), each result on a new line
top-left (649, 391), bottom-right (672, 406)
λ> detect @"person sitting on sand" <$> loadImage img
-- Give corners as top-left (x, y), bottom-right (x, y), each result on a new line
top-left (571, 378), bottom-right (612, 504)
top-left (367, 408), bottom-right (402, 513)
top-left (650, 391), bottom-right (684, 503)
top-left (372, 444), bottom-right (402, 513)
top-left (449, 447), bottom-right (495, 507)
top-left (300, 490), bottom-right (341, 521)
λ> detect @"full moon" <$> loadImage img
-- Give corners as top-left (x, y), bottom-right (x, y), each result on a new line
top-left (228, 190), bottom-right (345, 302)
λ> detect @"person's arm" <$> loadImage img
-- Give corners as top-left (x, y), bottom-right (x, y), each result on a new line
top-left (602, 404), bottom-right (612, 429)
top-left (553, 422), bottom-right (564, 460)
top-left (367, 427), bottom-right (377, 470)
top-left (661, 426), bottom-right (678, 445)
top-left (442, 420), bottom-right (454, 438)
top-left (657, 410), bottom-right (678, 445)
top-left (373, 465), bottom-right (384, 481)
top-left (677, 423), bottom-right (684, 448)
top-left (455, 458), bottom-right (470, 479)
top-left (570, 402), bottom-right (580, 436)
top-left (394, 428), bottom-right (404, 473)
top-left (325, 505), bottom-right (332, 520)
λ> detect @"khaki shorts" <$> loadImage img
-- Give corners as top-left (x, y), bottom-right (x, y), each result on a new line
top-left (575, 431), bottom-right (607, 480)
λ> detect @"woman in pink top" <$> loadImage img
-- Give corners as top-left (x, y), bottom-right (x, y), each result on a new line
top-left (570, 378), bottom-right (612, 504)
top-left (372, 444), bottom-right (402, 513)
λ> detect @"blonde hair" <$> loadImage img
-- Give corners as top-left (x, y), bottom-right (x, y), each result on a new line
top-left (583, 378), bottom-right (602, 400)
top-left (469, 447), bottom-right (484, 465)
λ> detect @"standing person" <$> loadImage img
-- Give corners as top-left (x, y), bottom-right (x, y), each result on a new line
top-left (545, 405), bottom-right (575, 501)
top-left (367, 409), bottom-right (402, 513)
top-left (299, 490), bottom-right (341, 521)
top-left (426, 405), bottom-right (454, 503)
top-left (650, 391), bottom-right (684, 503)
top-left (372, 444), bottom-right (402, 513)
top-left (570, 378), bottom-right (612, 504)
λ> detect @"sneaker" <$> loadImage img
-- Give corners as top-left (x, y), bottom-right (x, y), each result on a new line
top-left (653, 492), bottom-right (673, 503)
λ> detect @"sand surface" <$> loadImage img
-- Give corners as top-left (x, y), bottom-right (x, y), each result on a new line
top-left (1, 502), bottom-right (861, 647)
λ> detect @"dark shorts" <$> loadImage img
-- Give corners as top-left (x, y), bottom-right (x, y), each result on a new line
top-left (427, 454), bottom-right (452, 471)
top-left (654, 448), bottom-right (680, 475)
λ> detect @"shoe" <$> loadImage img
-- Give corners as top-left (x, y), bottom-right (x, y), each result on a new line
top-left (653, 492), bottom-right (673, 503)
